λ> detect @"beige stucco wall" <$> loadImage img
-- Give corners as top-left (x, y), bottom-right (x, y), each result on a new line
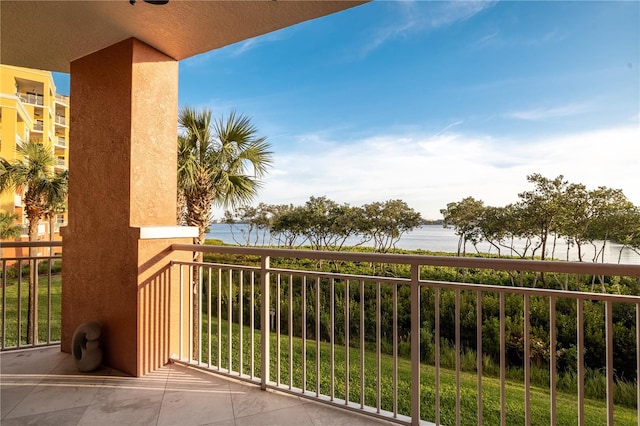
top-left (61, 39), bottom-right (189, 376)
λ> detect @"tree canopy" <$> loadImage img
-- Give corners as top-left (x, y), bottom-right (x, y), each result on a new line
top-left (225, 197), bottom-right (422, 253)
top-left (442, 174), bottom-right (640, 262)
top-left (177, 107), bottom-right (273, 252)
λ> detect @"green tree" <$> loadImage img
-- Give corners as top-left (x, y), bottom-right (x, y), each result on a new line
top-left (361, 199), bottom-right (422, 253)
top-left (440, 196), bottom-right (485, 256)
top-left (0, 141), bottom-right (68, 343)
top-left (269, 203), bottom-right (309, 248)
top-left (177, 107), bottom-right (272, 254)
top-left (555, 182), bottom-right (591, 261)
top-left (477, 206), bottom-right (509, 256)
top-left (0, 212), bottom-right (22, 240)
top-left (516, 174), bottom-right (567, 261)
top-left (224, 202), bottom-right (273, 246)
top-left (296, 196), bottom-right (338, 251)
top-left (177, 107), bottom-right (272, 357)
top-left (611, 206), bottom-right (640, 262)
top-left (295, 196), bottom-right (365, 252)
top-left (586, 187), bottom-right (637, 264)
top-left (0, 211), bottom-right (22, 281)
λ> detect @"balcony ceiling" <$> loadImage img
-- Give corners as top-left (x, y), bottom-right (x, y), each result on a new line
top-left (1, 1), bottom-right (365, 73)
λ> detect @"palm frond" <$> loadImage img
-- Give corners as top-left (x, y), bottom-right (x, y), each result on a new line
top-left (177, 107), bottom-right (273, 225)
top-left (2, 141), bottom-right (68, 240)
top-left (0, 212), bottom-right (22, 240)
top-left (0, 158), bottom-right (13, 192)
top-left (215, 174), bottom-right (261, 209)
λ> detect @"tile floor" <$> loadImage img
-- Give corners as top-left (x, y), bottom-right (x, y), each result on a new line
top-left (0, 346), bottom-right (399, 426)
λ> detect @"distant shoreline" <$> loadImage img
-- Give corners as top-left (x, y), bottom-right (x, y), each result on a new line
top-left (207, 223), bottom-right (640, 265)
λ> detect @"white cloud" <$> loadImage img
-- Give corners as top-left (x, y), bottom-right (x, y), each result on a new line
top-left (182, 32), bottom-right (285, 67)
top-left (505, 102), bottom-right (593, 121)
top-left (469, 25), bottom-right (564, 52)
top-left (360, 0), bottom-right (497, 57)
top-left (525, 29), bottom-right (563, 47)
top-left (252, 125), bottom-right (640, 220)
top-left (428, 1), bottom-right (498, 29)
top-left (229, 32), bottom-right (286, 57)
top-left (432, 120), bottom-right (464, 137)
top-left (470, 30), bottom-right (500, 49)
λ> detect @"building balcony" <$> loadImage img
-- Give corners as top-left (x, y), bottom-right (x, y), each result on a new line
top-left (55, 136), bottom-right (66, 147)
top-left (2, 241), bottom-right (639, 425)
top-left (54, 94), bottom-right (69, 106)
top-left (16, 92), bottom-right (44, 106)
top-left (55, 115), bottom-right (67, 127)
top-left (16, 224), bottom-right (46, 238)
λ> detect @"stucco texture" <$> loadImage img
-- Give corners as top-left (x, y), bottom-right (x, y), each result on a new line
top-left (61, 39), bottom-right (186, 376)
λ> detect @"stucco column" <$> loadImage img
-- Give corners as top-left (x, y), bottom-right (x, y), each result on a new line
top-left (61, 38), bottom-right (193, 376)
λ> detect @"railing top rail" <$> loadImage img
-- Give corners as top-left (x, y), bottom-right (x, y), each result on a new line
top-left (170, 243), bottom-right (640, 277)
top-left (170, 258), bottom-right (640, 303)
top-left (1, 255), bottom-right (62, 262)
top-left (171, 259), bottom-right (259, 273)
top-left (171, 259), bottom-right (412, 285)
top-left (421, 279), bottom-right (640, 303)
top-left (1, 241), bottom-right (62, 248)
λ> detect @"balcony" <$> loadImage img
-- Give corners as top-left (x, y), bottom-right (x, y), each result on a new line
top-left (55, 136), bottom-right (66, 147)
top-left (17, 92), bottom-right (44, 106)
top-left (55, 94), bottom-right (69, 106)
top-left (2, 241), bottom-right (640, 425)
top-left (0, 347), bottom-right (383, 425)
top-left (55, 115), bottom-right (67, 127)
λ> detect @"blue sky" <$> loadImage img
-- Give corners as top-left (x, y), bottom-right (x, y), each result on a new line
top-left (54, 1), bottom-right (639, 219)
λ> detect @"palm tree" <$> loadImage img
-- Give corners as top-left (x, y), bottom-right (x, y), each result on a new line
top-left (0, 212), bottom-right (22, 240)
top-left (177, 107), bottom-right (272, 357)
top-left (0, 212), bottom-right (23, 263)
top-left (1, 141), bottom-right (68, 343)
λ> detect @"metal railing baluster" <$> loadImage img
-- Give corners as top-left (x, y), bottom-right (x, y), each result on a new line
top-left (524, 294), bottom-right (531, 426)
top-left (4, 242), bottom-right (637, 426)
top-left (500, 291), bottom-right (506, 426)
top-left (316, 277), bottom-right (321, 397)
top-left (260, 256), bottom-right (270, 390)
top-left (360, 279), bottom-right (365, 409)
top-left (302, 275), bottom-right (307, 393)
top-left (550, 296), bottom-right (557, 425)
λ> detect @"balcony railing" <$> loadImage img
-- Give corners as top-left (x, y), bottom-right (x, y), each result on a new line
top-left (1, 241), bottom-right (63, 350)
top-left (3, 241), bottom-right (640, 425)
top-left (55, 115), bottom-right (67, 126)
top-left (170, 244), bottom-right (640, 426)
top-left (16, 92), bottom-right (44, 106)
top-left (55, 94), bottom-right (69, 105)
top-left (56, 136), bottom-right (66, 147)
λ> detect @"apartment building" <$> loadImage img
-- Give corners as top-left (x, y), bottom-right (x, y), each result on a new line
top-left (0, 65), bottom-right (69, 254)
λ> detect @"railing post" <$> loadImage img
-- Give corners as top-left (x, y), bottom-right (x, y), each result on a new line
top-left (410, 263), bottom-right (420, 425)
top-left (261, 255), bottom-right (270, 390)
top-left (605, 300), bottom-right (614, 426)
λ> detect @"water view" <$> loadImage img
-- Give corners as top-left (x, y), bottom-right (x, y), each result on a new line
top-left (207, 223), bottom-right (640, 265)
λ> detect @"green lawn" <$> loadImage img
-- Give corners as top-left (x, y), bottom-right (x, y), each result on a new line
top-left (1, 277), bottom-right (637, 425)
top-left (199, 316), bottom-right (638, 426)
top-left (0, 274), bottom-right (62, 347)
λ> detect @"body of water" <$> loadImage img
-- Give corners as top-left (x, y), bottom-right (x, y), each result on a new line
top-left (207, 223), bottom-right (640, 265)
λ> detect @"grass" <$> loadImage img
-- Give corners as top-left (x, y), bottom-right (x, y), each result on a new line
top-left (0, 273), bottom-right (62, 347)
top-left (1, 273), bottom-right (638, 424)
top-left (198, 315), bottom-right (639, 426)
